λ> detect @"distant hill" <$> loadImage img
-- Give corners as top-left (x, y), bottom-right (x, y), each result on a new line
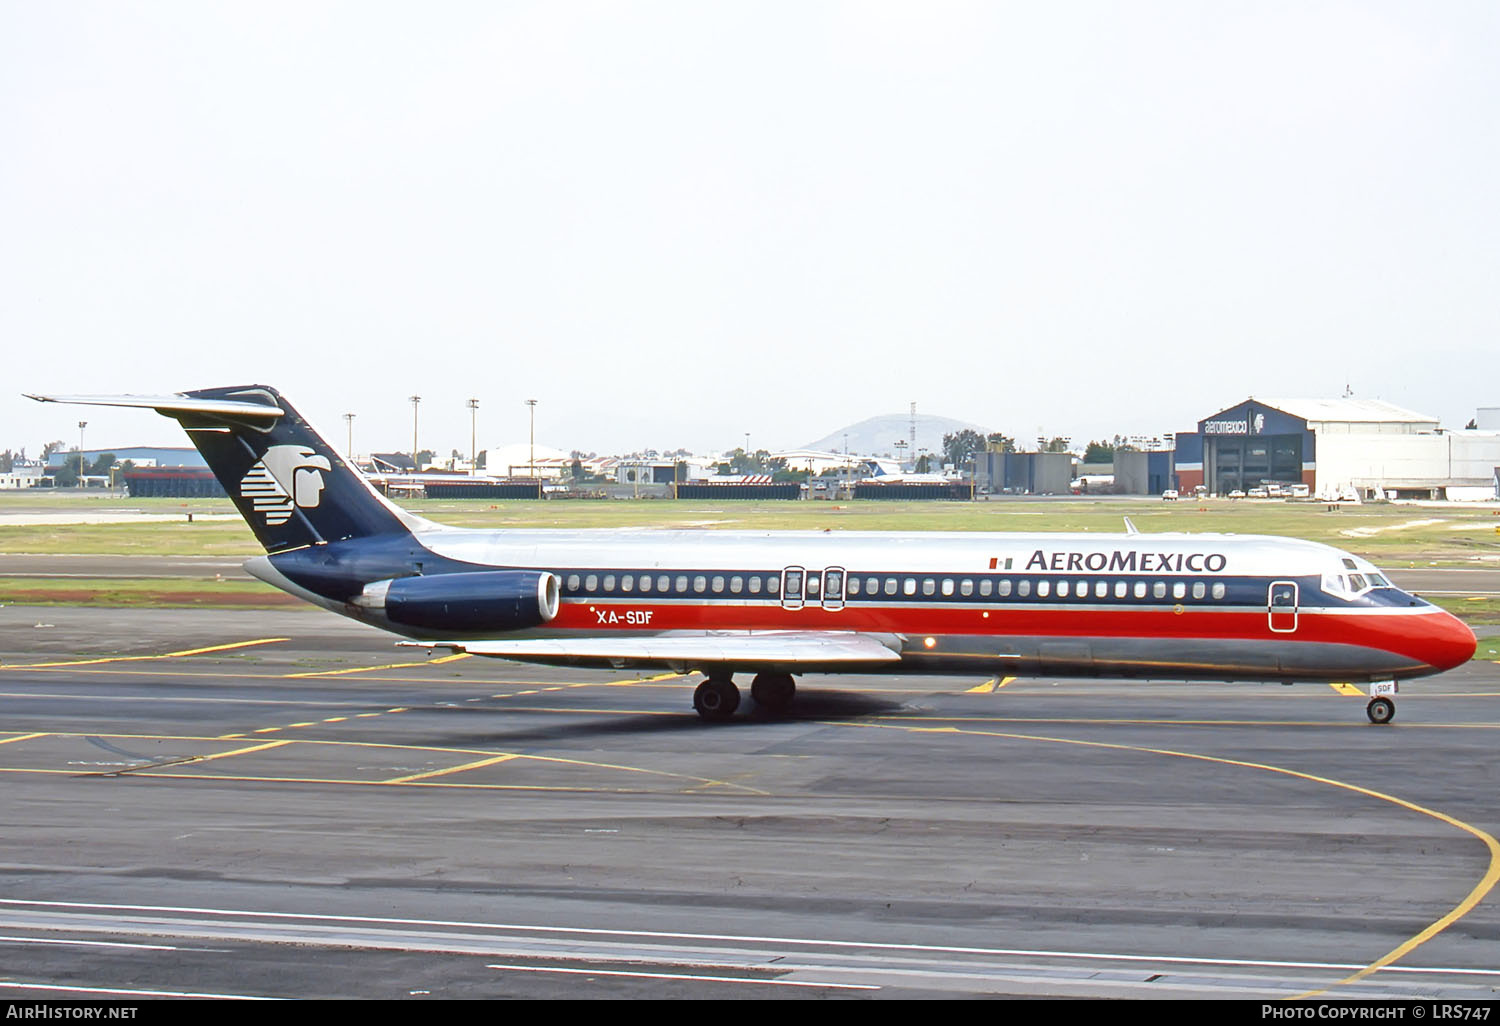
top-left (803, 413), bottom-right (993, 458)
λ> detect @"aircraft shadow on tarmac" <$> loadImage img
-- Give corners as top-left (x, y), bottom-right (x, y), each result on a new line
top-left (422, 690), bottom-right (909, 746)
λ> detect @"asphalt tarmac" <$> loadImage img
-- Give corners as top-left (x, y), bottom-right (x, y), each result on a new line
top-left (1, 601), bottom-right (1498, 1001)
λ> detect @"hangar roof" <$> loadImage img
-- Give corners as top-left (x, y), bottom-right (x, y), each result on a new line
top-left (1250, 398), bottom-right (1438, 427)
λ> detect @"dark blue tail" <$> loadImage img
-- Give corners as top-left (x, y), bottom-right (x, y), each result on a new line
top-left (173, 385), bottom-right (414, 553)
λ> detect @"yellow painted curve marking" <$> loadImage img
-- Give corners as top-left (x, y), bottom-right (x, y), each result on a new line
top-left (837, 718), bottom-right (1500, 998)
top-left (0, 638), bottom-right (290, 670)
top-left (1329, 683), bottom-right (1363, 696)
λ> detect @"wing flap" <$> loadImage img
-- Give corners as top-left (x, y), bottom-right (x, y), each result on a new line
top-left (401, 630), bottom-right (903, 671)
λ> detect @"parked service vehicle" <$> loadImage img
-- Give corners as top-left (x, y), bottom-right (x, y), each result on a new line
top-left (1161, 489), bottom-right (1179, 501)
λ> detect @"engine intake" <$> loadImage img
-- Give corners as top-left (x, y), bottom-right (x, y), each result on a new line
top-left (355, 570), bottom-right (561, 632)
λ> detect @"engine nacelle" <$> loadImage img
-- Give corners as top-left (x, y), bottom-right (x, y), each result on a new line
top-left (353, 570), bottom-right (561, 632)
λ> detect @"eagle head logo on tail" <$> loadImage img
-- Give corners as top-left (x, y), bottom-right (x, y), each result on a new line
top-left (239, 445), bottom-right (333, 525)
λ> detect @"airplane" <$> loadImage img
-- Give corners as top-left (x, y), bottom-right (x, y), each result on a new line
top-left (26, 385), bottom-right (1477, 725)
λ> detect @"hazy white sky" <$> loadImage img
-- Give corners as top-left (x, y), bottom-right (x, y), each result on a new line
top-left (5, 1), bottom-right (1496, 458)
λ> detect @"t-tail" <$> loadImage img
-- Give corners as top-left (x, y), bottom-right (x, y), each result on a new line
top-left (25, 385), bottom-right (427, 553)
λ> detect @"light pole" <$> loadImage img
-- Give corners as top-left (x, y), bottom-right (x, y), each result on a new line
top-left (343, 413), bottom-right (355, 462)
top-left (895, 439), bottom-right (908, 472)
top-left (467, 398), bottom-right (479, 476)
top-left (526, 399), bottom-right (537, 481)
top-left (409, 395), bottom-right (421, 472)
top-left (77, 421), bottom-right (87, 488)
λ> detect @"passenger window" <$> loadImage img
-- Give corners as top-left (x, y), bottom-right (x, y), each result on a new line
top-left (903, 578), bottom-right (917, 596)
top-left (602, 575), bottom-right (615, 591)
top-left (1037, 580), bottom-right (1051, 598)
top-left (1113, 581), bottom-right (1125, 598)
top-left (748, 575), bottom-right (762, 594)
top-left (1173, 582), bottom-right (1186, 600)
top-left (767, 576), bottom-right (780, 594)
top-left (675, 575), bottom-right (688, 593)
top-left (1192, 582), bottom-right (1206, 600)
top-left (885, 578), bottom-right (898, 596)
top-left (657, 574), bottom-right (671, 592)
top-left (998, 579), bottom-right (1012, 597)
top-left (1018, 579), bottom-right (1031, 597)
top-left (711, 575), bottom-right (725, 593)
top-left (922, 579), bottom-right (936, 596)
top-left (941, 579), bottom-right (954, 597)
top-left (730, 576), bottom-right (743, 594)
top-left (567, 574), bottom-right (580, 592)
top-left (1134, 581), bottom-right (1146, 599)
top-left (585, 574), bottom-right (598, 592)
top-left (1056, 580), bottom-right (1070, 598)
top-left (847, 576), bottom-right (860, 596)
top-left (1153, 581), bottom-right (1166, 599)
top-left (1212, 582), bottom-right (1226, 599)
top-left (979, 579), bottom-right (993, 597)
top-left (960, 579), bottom-right (973, 597)
top-left (621, 575), bottom-right (633, 592)
top-left (825, 570), bottom-right (844, 599)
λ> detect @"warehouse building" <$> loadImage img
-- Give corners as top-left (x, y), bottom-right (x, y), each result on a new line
top-left (1175, 398), bottom-right (1500, 500)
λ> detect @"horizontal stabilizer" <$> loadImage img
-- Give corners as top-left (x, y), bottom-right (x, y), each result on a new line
top-left (401, 630), bottom-right (904, 671)
top-left (25, 392), bottom-right (284, 420)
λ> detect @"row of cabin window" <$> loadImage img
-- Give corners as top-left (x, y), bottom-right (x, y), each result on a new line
top-left (563, 572), bottom-right (1228, 602)
top-left (566, 572), bottom-right (783, 596)
top-left (849, 576), bottom-right (1227, 602)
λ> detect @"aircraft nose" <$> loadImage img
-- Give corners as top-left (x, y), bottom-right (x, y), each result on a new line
top-left (1430, 609), bottom-right (1477, 672)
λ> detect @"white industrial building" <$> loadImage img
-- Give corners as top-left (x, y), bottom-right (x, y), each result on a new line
top-left (1177, 398), bottom-right (1500, 500)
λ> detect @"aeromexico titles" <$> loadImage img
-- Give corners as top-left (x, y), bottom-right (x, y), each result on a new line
top-left (28, 385), bottom-right (1476, 724)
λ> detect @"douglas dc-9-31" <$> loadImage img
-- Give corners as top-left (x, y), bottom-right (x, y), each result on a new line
top-left (27, 386), bottom-right (1476, 724)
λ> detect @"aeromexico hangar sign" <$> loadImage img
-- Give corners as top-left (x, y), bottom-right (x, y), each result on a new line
top-left (1204, 413), bottom-right (1267, 435)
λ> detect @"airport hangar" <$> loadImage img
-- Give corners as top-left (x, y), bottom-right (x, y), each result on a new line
top-left (1173, 397), bottom-right (1500, 500)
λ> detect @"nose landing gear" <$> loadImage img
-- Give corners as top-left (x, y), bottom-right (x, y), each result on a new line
top-left (1365, 681), bottom-right (1398, 724)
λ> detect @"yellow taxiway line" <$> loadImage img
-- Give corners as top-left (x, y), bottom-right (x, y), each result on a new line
top-left (282, 653), bottom-right (472, 678)
top-left (835, 716), bottom-right (1500, 1000)
top-left (0, 637), bottom-right (291, 670)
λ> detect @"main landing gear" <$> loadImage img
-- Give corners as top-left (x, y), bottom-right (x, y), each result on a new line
top-left (692, 672), bottom-right (797, 722)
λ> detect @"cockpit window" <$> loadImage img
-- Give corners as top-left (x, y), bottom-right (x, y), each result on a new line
top-left (1326, 570), bottom-right (1392, 597)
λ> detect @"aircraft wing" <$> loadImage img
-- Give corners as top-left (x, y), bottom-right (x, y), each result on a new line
top-left (401, 630), bottom-right (904, 673)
